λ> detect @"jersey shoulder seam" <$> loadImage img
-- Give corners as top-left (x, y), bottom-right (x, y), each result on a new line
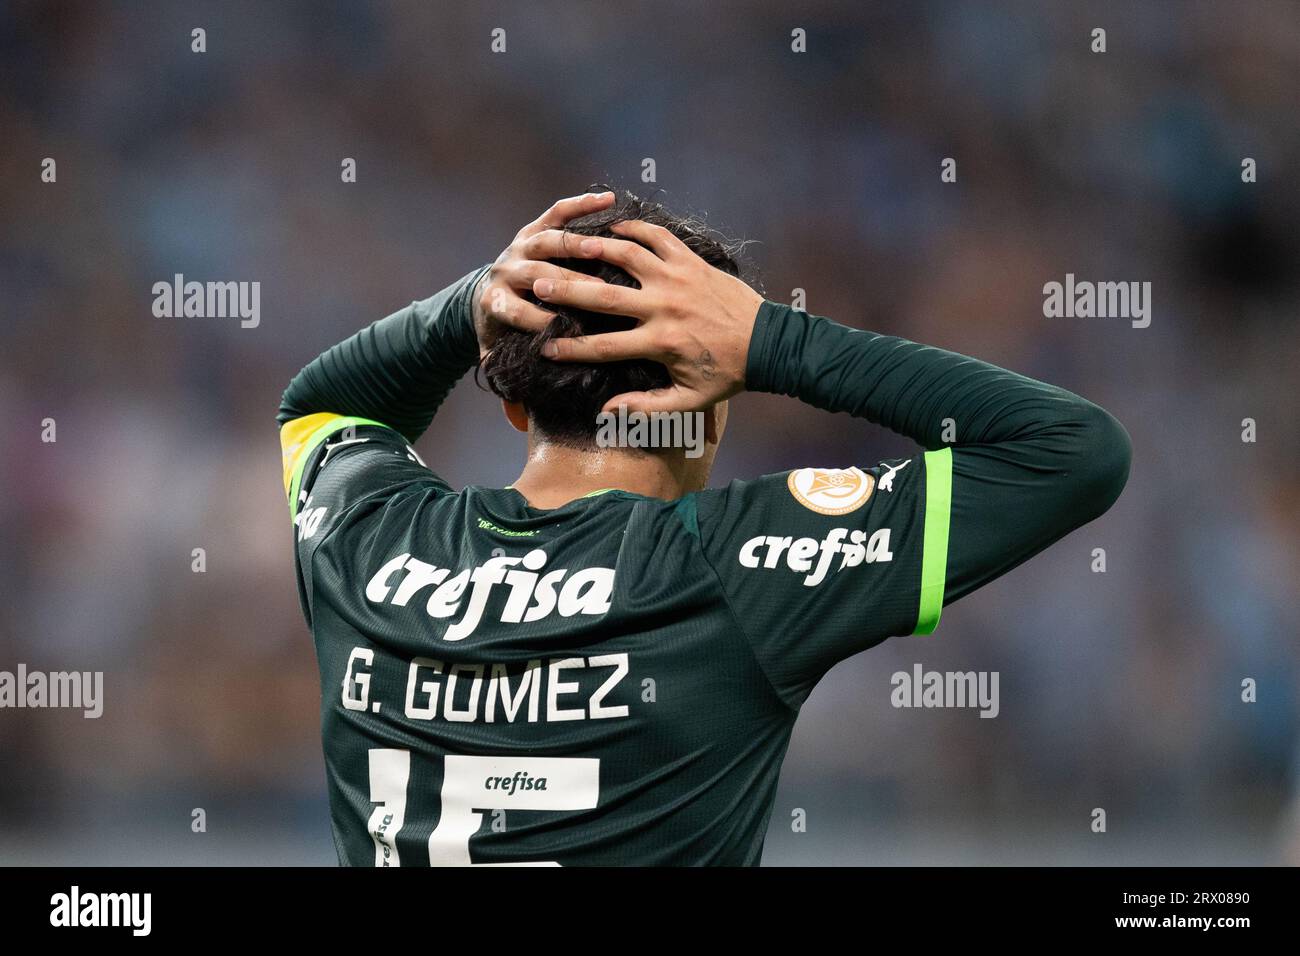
top-left (310, 471), bottom-right (456, 558)
top-left (679, 491), bottom-right (802, 715)
top-left (299, 440), bottom-right (458, 589)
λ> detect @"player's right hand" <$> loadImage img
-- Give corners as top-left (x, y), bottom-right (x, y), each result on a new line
top-left (531, 219), bottom-right (764, 414)
top-left (473, 192), bottom-right (616, 358)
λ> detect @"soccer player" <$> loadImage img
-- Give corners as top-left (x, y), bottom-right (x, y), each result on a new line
top-left (278, 190), bottom-right (1130, 866)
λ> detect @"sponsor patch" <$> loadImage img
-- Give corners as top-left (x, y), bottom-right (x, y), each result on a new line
top-left (786, 467), bottom-right (874, 515)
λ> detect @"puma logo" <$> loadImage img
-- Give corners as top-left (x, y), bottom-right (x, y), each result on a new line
top-left (878, 459), bottom-right (911, 493)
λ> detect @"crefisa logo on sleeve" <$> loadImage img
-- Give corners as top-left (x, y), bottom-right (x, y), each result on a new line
top-left (786, 467), bottom-right (875, 515)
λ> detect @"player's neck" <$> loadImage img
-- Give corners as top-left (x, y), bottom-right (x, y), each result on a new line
top-left (510, 441), bottom-right (690, 508)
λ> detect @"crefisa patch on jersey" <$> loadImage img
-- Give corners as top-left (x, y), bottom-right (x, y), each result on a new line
top-left (786, 467), bottom-right (875, 515)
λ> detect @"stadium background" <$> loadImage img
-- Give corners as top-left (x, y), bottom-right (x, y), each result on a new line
top-left (1, 0), bottom-right (1297, 864)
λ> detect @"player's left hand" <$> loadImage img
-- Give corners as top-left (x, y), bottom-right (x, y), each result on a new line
top-left (473, 191), bottom-right (616, 358)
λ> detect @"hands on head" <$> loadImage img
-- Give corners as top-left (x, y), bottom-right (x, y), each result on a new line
top-left (472, 191), bottom-right (617, 351)
top-left (475, 192), bottom-right (763, 415)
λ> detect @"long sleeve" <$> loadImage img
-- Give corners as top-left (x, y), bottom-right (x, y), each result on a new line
top-left (277, 266), bottom-right (489, 443)
top-left (745, 301), bottom-right (1131, 604)
top-left (691, 301), bottom-right (1130, 703)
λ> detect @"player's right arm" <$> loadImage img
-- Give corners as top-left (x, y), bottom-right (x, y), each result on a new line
top-left (537, 222), bottom-right (1131, 704)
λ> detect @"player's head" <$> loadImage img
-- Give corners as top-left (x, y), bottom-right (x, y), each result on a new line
top-left (482, 188), bottom-right (750, 489)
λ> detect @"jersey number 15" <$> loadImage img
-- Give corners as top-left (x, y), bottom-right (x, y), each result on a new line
top-left (367, 750), bottom-right (600, 866)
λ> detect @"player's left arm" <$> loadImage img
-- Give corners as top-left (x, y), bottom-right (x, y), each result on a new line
top-left (277, 191), bottom-right (619, 521)
top-left (277, 271), bottom-right (484, 521)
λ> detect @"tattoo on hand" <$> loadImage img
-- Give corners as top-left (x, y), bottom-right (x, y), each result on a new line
top-left (694, 349), bottom-right (717, 381)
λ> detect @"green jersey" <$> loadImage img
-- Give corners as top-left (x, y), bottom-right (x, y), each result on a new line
top-left (285, 411), bottom-right (945, 866)
top-left (278, 268), bottom-right (1129, 866)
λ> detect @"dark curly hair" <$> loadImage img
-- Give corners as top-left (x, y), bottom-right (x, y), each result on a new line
top-left (481, 187), bottom-right (753, 447)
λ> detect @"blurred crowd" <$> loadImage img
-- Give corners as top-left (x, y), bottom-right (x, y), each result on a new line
top-left (1, 0), bottom-right (1297, 863)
